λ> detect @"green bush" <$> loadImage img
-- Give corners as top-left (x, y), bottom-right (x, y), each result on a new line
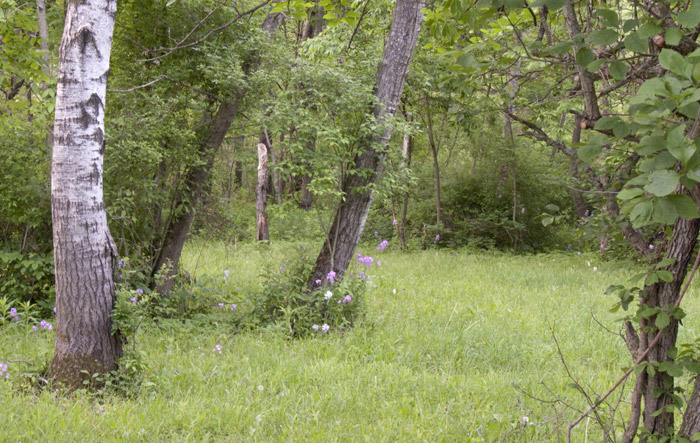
top-left (247, 249), bottom-right (366, 338)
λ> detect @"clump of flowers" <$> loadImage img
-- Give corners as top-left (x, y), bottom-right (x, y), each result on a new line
top-left (0, 363), bottom-right (8, 379)
top-left (39, 320), bottom-right (53, 330)
top-left (212, 344), bottom-right (222, 354)
top-left (9, 308), bottom-right (18, 322)
top-left (249, 248), bottom-right (367, 338)
top-left (377, 240), bottom-right (388, 251)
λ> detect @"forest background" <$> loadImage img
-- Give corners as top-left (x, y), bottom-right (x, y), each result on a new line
top-left (5, 0), bottom-right (700, 440)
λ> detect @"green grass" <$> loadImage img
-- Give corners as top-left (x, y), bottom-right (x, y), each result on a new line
top-left (3, 242), bottom-right (700, 442)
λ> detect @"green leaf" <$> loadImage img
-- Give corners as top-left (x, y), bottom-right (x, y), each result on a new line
top-left (678, 9), bottom-right (700, 28)
top-left (594, 116), bottom-right (621, 130)
top-left (587, 29), bottom-right (619, 46)
top-left (545, 203), bottom-right (560, 212)
top-left (596, 8), bottom-right (618, 28)
top-left (586, 58), bottom-right (607, 72)
top-left (546, 41), bottom-right (573, 54)
top-left (617, 188), bottom-right (645, 200)
top-left (644, 170), bottom-right (681, 197)
top-left (577, 135), bottom-right (607, 162)
top-left (667, 124), bottom-right (695, 164)
top-left (544, 0), bottom-right (565, 11)
top-left (665, 28), bottom-right (683, 46)
top-left (656, 311), bottom-right (671, 329)
top-left (625, 31), bottom-right (648, 53)
top-left (652, 197), bottom-right (678, 224)
top-left (623, 19), bottom-right (638, 33)
top-left (576, 47), bottom-right (596, 67)
top-left (630, 200), bottom-right (653, 227)
top-left (668, 194), bottom-right (700, 219)
top-left (610, 61), bottom-right (628, 81)
top-left (456, 53), bottom-right (475, 69)
top-left (637, 23), bottom-right (662, 39)
top-left (659, 48), bottom-right (691, 79)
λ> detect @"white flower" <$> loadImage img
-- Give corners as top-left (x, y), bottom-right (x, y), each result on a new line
top-left (593, 266), bottom-right (598, 271)
top-left (312, 324), bottom-right (319, 331)
top-left (321, 324), bottom-right (330, 332)
top-left (392, 288), bottom-right (396, 295)
top-left (258, 385), bottom-right (264, 391)
top-left (324, 291), bottom-right (333, 300)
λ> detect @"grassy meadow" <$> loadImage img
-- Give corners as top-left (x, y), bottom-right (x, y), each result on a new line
top-left (3, 242), bottom-right (700, 441)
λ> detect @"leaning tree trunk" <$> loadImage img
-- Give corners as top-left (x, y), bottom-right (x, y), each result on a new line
top-left (152, 98), bottom-right (241, 293)
top-left (50, 0), bottom-right (121, 389)
top-left (308, 0), bottom-right (425, 287)
top-left (152, 11), bottom-right (284, 294)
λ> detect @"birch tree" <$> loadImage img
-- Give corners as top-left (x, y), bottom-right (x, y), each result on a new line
top-left (50, 0), bottom-right (121, 388)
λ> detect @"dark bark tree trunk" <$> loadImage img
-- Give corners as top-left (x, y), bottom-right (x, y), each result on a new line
top-left (256, 143), bottom-right (270, 241)
top-left (152, 98), bottom-right (241, 293)
top-left (50, 0), bottom-right (121, 389)
top-left (640, 215), bottom-right (699, 437)
top-left (680, 376), bottom-right (700, 439)
top-left (569, 121), bottom-right (591, 219)
top-left (307, 0), bottom-right (425, 287)
top-left (152, 12), bottom-right (283, 293)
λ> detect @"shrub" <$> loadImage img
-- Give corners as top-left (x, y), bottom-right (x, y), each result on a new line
top-left (247, 249), bottom-right (367, 338)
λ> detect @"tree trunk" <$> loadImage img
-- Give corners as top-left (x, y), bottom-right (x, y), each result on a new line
top-left (261, 130), bottom-right (282, 205)
top-left (431, 142), bottom-right (441, 225)
top-left (300, 139), bottom-right (315, 210)
top-left (50, 0), bottom-right (121, 389)
top-left (256, 143), bottom-right (270, 241)
top-left (640, 215), bottom-right (699, 438)
top-left (398, 130), bottom-right (413, 249)
top-left (152, 12), bottom-right (283, 293)
top-left (680, 376), bottom-right (700, 440)
top-left (308, 0), bottom-right (425, 287)
top-left (152, 98), bottom-right (241, 293)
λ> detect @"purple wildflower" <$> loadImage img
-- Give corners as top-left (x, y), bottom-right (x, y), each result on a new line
top-left (343, 295), bottom-right (351, 303)
top-left (117, 258), bottom-right (126, 268)
top-left (9, 308), bottom-right (18, 322)
top-left (39, 320), bottom-right (53, 330)
top-left (374, 231), bottom-right (378, 237)
top-left (434, 234), bottom-right (440, 243)
top-left (312, 324), bottom-right (319, 331)
top-left (649, 244), bottom-right (655, 250)
top-left (378, 240), bottom-right (388, 251)
top-left (321, 324), bottom-right (330, 332)
top-left (230, 304), bottom-right (237, 310)
top-left (130, 297), bottom-right (137, 303)
top-left (213, 344), bottom-right (222, 354)
top-left (377, 260), bottom-right (381, 266)
top-left (315, 279), bottom-right (322, 285)
top-left (31, 325), bottom-right (37, 332)
top-left (327, 271), bottom-right (336, 283)
top-left (218, 303), bottom-right (224, 308)
top-left (224, 270), bottom-right (229, 278)
top-left (393, 218), bottom-right (398, 226)
top-left (136, 288), bottom-right (143, 296)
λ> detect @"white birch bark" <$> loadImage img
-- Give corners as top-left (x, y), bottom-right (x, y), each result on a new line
top-left (50, 0), bottom-right (121, 388)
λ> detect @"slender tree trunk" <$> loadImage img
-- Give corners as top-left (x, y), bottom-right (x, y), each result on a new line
top-left (256, 143), bottom-right (270, 241)
top-left (50, 0), bottom-right (121, 389)
top-left (262, 130), bottom-right (282, 205)
top-left (308, 0), bottom-right (425, 287)
top-left (300, 138), bottom-right (315, 210)
top-left (399, 130), bottom-right (413, 249)
top-left (152, 13), bottom-right (283, 293)
top-left (680, 376), bottom-right (700, 439)
top-left (431, 142), bottom-right (441, 225)
top-left (152, 99), bottom-right (241, 293)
